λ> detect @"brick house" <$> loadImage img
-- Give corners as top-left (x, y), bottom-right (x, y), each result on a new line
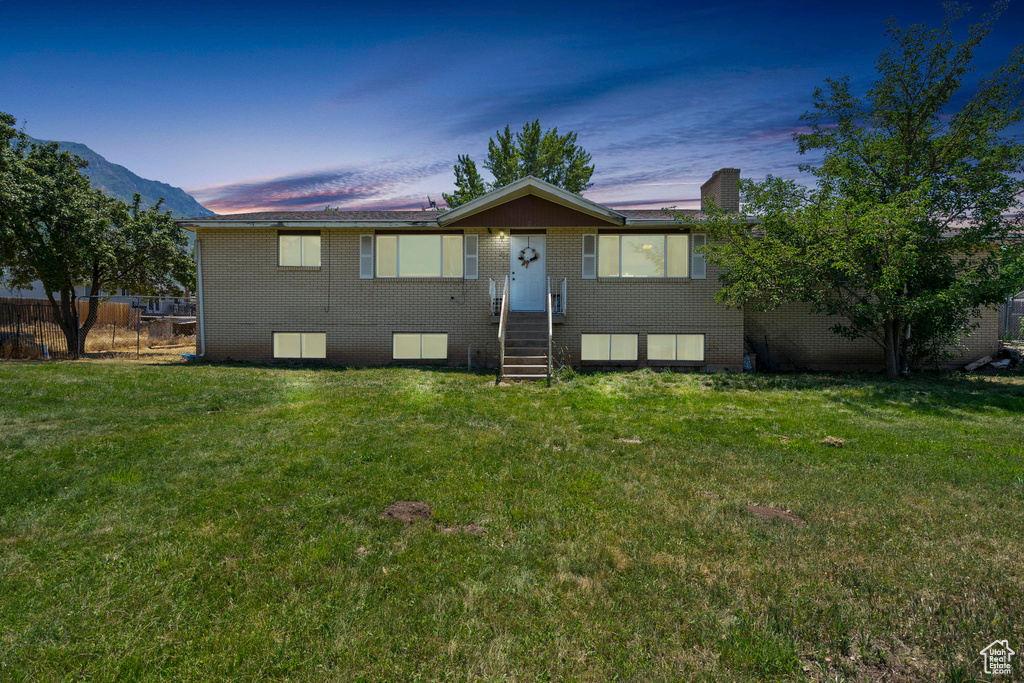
top-left (178, 169), bottom-right (998, 377)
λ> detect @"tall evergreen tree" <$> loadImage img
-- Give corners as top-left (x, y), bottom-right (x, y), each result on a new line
top-left (485, 126), bottom-right (520, 189)
top-left (441, 154), bottom-right (487, 210)
top-left (444, 119), bottom-right (595, 207)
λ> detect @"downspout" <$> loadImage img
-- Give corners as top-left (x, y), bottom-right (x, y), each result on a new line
top-left (196, 237), bottom-right (206, 357)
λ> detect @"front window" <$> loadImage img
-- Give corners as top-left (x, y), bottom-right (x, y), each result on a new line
top-left (376, 235), bottom-right (463, 278)
top-left (598, 234), bottom-right (689, 278)
top-left (279, 233), bottom-right (321, 267)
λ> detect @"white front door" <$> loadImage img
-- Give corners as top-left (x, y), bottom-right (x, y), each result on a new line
top-left (509, 235), bottom-right (546, 311)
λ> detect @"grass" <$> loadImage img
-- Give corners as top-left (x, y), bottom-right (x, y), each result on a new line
top-left (1, 361), bottom-right (1023, 681)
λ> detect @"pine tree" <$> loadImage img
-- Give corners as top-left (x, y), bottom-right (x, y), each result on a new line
top-left (441, 154), bottom-right (487, 209)
top-left (443, 120), bottom-right (595, 207)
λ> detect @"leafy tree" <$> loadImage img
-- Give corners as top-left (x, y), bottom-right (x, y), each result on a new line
top-left (695, 4), bottom-right (1024, 378)
top-left (443, 119), bottom-right (595, 207)
top-left (0, 113), bottom-right (195, 357)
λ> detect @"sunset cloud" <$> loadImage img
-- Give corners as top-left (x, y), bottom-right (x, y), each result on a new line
top-left (8, 1), bottom-right (1019, 215)
top-left (189, 161), bottom-right (451, 213)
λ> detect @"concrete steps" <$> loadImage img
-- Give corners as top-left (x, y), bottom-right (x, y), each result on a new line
top-left (501, 313), bottom-right (551, 381)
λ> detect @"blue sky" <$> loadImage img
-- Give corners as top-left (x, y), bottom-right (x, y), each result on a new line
top-left (2, 0), bottom-right (1021, 214)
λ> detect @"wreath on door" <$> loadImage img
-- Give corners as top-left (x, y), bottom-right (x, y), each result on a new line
top-left (518, 246), bottom-right (539, 268)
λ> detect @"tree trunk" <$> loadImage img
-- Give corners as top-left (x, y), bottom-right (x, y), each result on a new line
top-left (883, 335), bottom-right (900, 380)
top-left (77, 274), bottom-right (103, 355)
top-left (45, 287), bottom-right (77, 359)
top-left (898, 329), bottom-right (911, 376)
top-left (43, 272), bottom-right (103, 358)
top-left (881, 318), bottom-right (909, 380)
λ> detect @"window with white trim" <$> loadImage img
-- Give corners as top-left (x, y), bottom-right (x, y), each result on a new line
top-left (393, 333), bottom-right (448, 360)
top-left (278, 233), bottom-right (321, 267)
top-left (376, 235), bottom-right (463, 278)
top-left (647, 334), bottom-right (705, 361)
top-left (596, 234), bottom-right (689, 278)
top-left (581, 334), bottom-right (638, 361)
top-left (273, 332), bottom-right (326, 359)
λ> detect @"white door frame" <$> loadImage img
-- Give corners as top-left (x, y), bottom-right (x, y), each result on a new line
top-left (509, 234), bottom-right (546, 312)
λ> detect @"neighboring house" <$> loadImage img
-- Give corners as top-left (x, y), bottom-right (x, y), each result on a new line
top-left (0, 281), bottom-right (191, 316)
top-left (178, 169), bottom-right (999, 377)
top-left (1, 279), bottom-right (98, 301)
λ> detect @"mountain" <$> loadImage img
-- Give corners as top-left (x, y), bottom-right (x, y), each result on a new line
top-left (27, 137), bottom-right (214, 218)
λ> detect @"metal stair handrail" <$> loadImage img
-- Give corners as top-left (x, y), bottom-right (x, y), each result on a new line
top-left (546, 277), bottom-right (553, 381)
top-left (497, 275), bottom-right (509, 379)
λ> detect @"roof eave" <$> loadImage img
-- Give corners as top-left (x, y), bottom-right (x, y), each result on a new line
top-left (624, 217), bottom-right (760, 227)
top-left (177, 216), bottom-right (763, 229)
top-left (177, 219), bottom-right (442, 229)
top-left (437, 176), bottom-right (627, 226)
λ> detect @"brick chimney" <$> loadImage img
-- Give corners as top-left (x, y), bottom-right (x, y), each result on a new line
top-left (700, 168), bottom-right (740, 212)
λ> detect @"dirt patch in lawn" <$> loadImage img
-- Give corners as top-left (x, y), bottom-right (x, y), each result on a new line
top-left (836, 650), bottom-right (924, 682)
top-left (744, 504), bottom-right (806, 526)
top-left (382, 502), bottom-right (486, 535)
top-left (614, 437), bottom-right (643, 444)
top-left (821, 435), bottom-right (846, 447)
top-left (381, 501), bottom-right (432, 524)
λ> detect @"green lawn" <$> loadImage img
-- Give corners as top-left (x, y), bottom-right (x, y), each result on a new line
top-left (1, 362), bottom-right (1023, 681)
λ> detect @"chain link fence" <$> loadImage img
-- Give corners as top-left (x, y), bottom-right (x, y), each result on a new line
top-left (0, 296), bottom-right (196, 360)
top-left (1000, 291), bottom-right (1024, 342)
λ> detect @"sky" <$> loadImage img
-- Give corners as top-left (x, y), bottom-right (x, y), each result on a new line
top-left (1, 0), bottom-right (1022, 214)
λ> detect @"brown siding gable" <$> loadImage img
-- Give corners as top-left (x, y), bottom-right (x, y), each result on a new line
top-left (446, 194), bottom-right (621, 228)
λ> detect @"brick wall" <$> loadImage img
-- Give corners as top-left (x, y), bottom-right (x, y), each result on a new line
top-left (543, 228), bottom-right (744, 370)
top-left (196, 227), bottom-right (744, 370)
top-left (700, 168), bottom-right (741, 212)
top-left (744, 302), bottom-right (1000, 370)
top-left (197, 226), bottom-right (999, 371)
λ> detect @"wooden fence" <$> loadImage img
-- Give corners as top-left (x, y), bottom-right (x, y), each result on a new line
top-left (0, 297), bottom-right (139, 328)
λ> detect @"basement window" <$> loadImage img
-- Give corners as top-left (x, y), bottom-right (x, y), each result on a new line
top-left (647, 334), bottom-right (705, 362)
top-left (581, 334), bottom-right (638, 361)
top-left (393, 333), bottom-right (448, 360)
top-left (273, 332), bottom-right (326, 359)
